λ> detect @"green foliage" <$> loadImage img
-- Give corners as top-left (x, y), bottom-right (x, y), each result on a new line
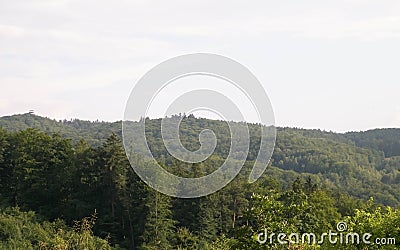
top-left (345, 128), bottom-right (400, 158)
top-left (140, 188), bottom-right (176, 249)
top-left (344, 205), bottom-right (400, 249)
top-left (231, 184), bottom-right (399, 249)
top-left (2, 114), bottom-right (399, 206)
top-left (0, 129), bottom-right (74, 218)
top-left (0, 114), bottom-right (400, 249)
top-left (0, 113), bottom-right (121, 147)
top-left (0, 207), bottom-right (113, 249)
top-left (208, 234), bottom-right (237, 250)
top-left (174, 227), bottom-right (199, 250)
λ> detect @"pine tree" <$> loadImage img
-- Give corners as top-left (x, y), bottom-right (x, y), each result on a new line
top-left (65, 139), bottom-right (100, 221)
top-left (0, 128), bottom-right (9, 204)
top-left (196, 195), bottom-right (218, 243)
top-left (97, 133), bottom-right (130, 246)
top-left (140, 187), bottom-right (176, 249)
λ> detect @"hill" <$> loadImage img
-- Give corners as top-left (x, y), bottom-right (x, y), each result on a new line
top-left (1, 113), bottom-right (399, 207)
top-left (344, 128), bottom-right (400, 158)
top-left (1, 113), bottom-right (400, 249)
top-left (0, 113), bottom-right (121, 147)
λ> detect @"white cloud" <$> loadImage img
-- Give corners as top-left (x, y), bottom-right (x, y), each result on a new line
top-left (0, 24), bottom-right (25, 37)
top-left (0, 0), bottom-right (399, 129)
top-left (394, 106), bottom-right (400, 126)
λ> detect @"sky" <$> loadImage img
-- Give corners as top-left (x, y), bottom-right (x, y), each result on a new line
top-left (0, 0), bottom-right (399, 132)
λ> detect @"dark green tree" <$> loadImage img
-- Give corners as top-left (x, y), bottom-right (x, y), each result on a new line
top-left (96, 133), bottom-right (131, 247)
top-left (140, 187), bottom-right (176, 249)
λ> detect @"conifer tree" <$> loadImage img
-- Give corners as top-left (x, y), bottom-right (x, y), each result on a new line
top-left (140, 187), bottom-right (176, 249)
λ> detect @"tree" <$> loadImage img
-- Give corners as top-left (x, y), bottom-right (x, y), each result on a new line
top-left (96, 133), bottom-right (131, 246)
top-left (140, 187), bottom-right (176, 249)
top-left (65, 139), bottom-right (100, 221)
top-left (0, 129), bottom-right (74, 218)
top-left (0, 128), bottom-right (9, 204)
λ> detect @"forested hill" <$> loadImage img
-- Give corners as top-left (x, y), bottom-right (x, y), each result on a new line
top-left (1, 113), bottom-right (400, 206)
top-left (344, 129), bottom-right (400, 158)
top-left (1, 113), bottom-right (400, 249)
top-left (0, 113), bottom-right (121, 147)
top-left (1, 113), bottom-right (399, 157)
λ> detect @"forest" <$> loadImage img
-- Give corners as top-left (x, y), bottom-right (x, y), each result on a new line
top-left (0, 113), bottom-right (399, 249)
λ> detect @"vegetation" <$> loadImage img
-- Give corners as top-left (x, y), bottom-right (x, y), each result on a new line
top-left (0, 207), bottom-right (114, 249)
top-left (0, 113), bottom-right (399, 249)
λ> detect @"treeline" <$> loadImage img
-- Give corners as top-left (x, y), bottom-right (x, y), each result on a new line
top-left (142, 117), bottom-right (400, 207)
top-left (0, 115), bottom-right (400, 249)
top-left (0, 113), bottom-right (120, 147)
top-left (0, 127), bottom-right (399, 249)
top-left (1, 113), bottom-right (400, 159)
top-left (344, 129), bottom-right (400, 158)
top-left (0, 128), bottom-right (135, 248)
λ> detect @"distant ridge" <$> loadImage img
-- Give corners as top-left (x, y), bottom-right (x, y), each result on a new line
top-left (1, 113), bottom-right (399, 157)
top-left (0, 113), bottom-right (121, 147)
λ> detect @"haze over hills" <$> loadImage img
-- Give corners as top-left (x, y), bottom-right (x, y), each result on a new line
top-left (1, 112), bottom-right (400, 207)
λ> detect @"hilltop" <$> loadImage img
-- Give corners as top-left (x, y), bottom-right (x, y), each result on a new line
top-left (1, 113), bottom-right (399, 207)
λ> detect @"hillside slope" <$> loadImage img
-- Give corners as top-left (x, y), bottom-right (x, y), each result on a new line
top-left (1, 113), bottom-right (399, 206)
top-left (0, 113), bottom-right (121, 146)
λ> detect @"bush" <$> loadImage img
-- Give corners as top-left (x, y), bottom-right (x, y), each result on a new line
top-left (0, 207), bottom-right (114, 250)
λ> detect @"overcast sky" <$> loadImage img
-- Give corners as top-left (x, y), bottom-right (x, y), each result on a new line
top-left (0, 0), bottom-right (399, 132)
